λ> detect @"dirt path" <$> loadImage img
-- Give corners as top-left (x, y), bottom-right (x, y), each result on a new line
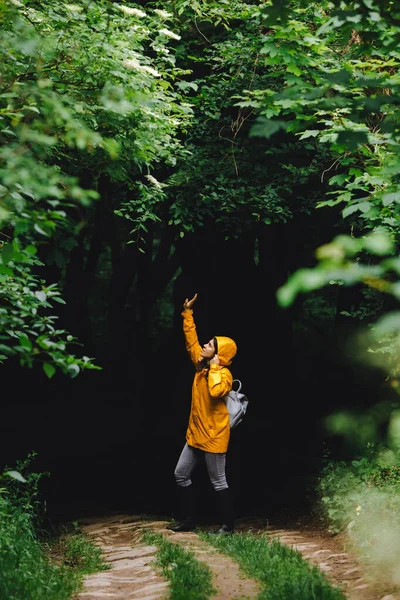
top-left (74, 513), bottom-right (399, 600)
top-left (74, 514), bottom-right (261, 600)
top-left (73, 515), bottom-right (169, 600)
top-left (257, 520), bottom-right (399, 600)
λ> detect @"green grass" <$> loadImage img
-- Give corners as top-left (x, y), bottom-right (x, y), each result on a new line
top-left (59, 526), bottom-right (111, 575)
top-left (142, 530), bottom-right (216, 600)
top-left (0, 495), bottom-right (76, 600)
top-left (0, 459), bottom-right (110, 600)
top-left (198, 531), bottom-right (346, 600)
top-left (0, 499), bottom-right (110, 600)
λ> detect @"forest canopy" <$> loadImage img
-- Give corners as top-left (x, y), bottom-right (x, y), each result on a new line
top-left (1, 0), bottom-right (400, 390)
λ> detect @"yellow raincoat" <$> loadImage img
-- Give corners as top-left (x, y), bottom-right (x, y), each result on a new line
top-left (183, 309), bottom-right (237, 453)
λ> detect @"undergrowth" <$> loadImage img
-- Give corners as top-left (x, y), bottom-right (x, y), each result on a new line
top-left (0, 453), bottom-right (109, 600)
top-left (315, 442), bottom-right (400, 591)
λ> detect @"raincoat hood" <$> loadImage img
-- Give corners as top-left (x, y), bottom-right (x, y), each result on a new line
top-left (214, 336), bottom-right (237, 366)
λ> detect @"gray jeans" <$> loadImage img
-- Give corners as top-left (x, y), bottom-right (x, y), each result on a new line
top-left (174, 443), bottom-right (228, 492)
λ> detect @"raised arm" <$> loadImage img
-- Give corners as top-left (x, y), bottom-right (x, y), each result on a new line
top-left (182, 293), bottom-right (202, 366)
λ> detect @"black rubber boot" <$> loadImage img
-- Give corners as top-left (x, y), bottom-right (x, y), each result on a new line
top-left (166, 484), bottom-right (196, 532)
top-left (209, 487), bottom-right (235, 534)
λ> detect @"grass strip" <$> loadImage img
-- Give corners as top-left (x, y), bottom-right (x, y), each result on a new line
top-left (142, 530), bottom-right (216, 600)
top-left (198, 531), bottom-right (346, 600)
top-left (56, 527), bottom-right (111, 576)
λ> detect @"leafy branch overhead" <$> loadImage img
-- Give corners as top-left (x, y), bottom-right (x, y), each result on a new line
top-left (162, 0), bottom-right (400, 377)
top-left (3, 0), bottom-right (400, 381)
top-left (0, 0), bottom-right (192, 376)
top-left (218, 1), bottom-right (400, 363)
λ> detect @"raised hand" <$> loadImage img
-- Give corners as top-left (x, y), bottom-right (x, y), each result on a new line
top-left (183, 293), bottom-right (198, 311)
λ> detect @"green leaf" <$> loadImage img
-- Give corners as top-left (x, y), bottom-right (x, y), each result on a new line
top-left (329, 174), bottom-right (348, 186)
top-left (4, 470), bottom-right (27, 483)
top-left (18, 333), bottom-right (32, 351)
top-left (342, 202), bottom-right (371, 218)
top-left (43, 362), bottom-right (56, 379)
top-left (336, 130), bottom-right (369, 151)
top-left (249, 118), bottom-right (287, 139)
top-left (286, 63), bottom-right (302, 76)
top-left (363, 231), bottom-right (394, 256)
top-left (1, 243), bottom-right (14, 264)
top-left (0, 265), bottom-right (14, 275)
top-left (381, 193), bottom-right (400, 207)
top-left (298, 130), bottom-right (320, 140)
top-left (52, 296), bottom-right (67, 304)
top-left (68, 364), bottom-right (80, 378)
top-left (34, 224), bottom-right (49, 237)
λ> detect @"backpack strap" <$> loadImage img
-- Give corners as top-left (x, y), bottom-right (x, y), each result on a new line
top-left (232, 379), bottom-right (242, 393)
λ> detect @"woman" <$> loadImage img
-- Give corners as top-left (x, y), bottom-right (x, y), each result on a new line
top-left (166, 292), bottom-right (237, 534)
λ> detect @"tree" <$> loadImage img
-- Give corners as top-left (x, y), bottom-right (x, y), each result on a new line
top-left (0, 0), bottom-right (192, 377)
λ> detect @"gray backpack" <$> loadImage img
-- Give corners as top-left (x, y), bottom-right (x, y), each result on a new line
top-left (224, 379), bottom-right (249, 429)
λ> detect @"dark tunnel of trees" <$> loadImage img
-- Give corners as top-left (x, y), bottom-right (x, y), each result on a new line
top-left (1, 0), bottom-right (400, 532)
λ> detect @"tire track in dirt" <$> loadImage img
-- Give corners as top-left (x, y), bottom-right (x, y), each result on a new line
top-left (74, 514), bottom-right (261, 600)
top-left (73, 513), bottom-right (399, 600)
top-left (152, 522), bottom-right (262, 600)
top-left (235, 516), bottom-right (399, 600)
top-left (74, 515), bottom-right (168, 600)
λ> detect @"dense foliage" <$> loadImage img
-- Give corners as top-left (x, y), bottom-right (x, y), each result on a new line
top-left (0, 0), bottom-right (191, 376)
top-left (3, 0), bottom-right (400, 380)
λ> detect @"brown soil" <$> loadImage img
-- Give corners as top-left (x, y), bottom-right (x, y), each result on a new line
top-left (72, 513), bottom-right (400, 600)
